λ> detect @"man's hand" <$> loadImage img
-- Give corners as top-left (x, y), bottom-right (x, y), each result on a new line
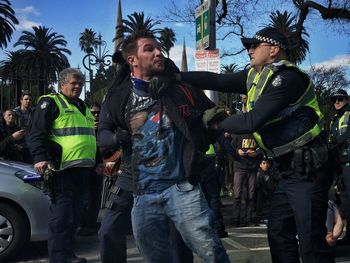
top-left (34, 161), bottom-right (49, 174)
top-left (12, 129), bottom-right (25, 140)
top-left (202, 106), bottom-right (228, 129)
top-left (114, 128), bottom-right (131, 147)
top-left (326, 232), bottom-right (335, 247)
top-left (149, 75), bottom-right (175, 100)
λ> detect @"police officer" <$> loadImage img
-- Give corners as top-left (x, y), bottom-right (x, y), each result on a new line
top-left (329, 88), bottom-right (350, 245)
top-left (28, 68), bottom-right (96, 263)
top-left (166, 27), bottom-right (335, 262)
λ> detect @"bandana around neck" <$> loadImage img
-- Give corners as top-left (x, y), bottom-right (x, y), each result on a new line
top-left (131, 76), bottom-right (150, 96)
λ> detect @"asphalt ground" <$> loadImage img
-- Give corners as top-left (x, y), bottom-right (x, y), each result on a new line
top-left (11, 196), bottom-right (350, 263)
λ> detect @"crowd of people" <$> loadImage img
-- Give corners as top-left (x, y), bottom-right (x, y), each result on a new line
top-left (0, 24), bottom-right (349, 263)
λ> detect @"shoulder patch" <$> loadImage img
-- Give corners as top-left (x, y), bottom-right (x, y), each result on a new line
top-left (40, 101), bottom-right (49, 109)
top-left (271, 75), bottom-right (283, 87)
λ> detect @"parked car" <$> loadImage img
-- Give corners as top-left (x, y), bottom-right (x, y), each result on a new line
top-left (0, 160), bottom-right (48, 261)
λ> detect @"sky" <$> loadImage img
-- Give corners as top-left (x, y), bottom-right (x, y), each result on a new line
top-left (2, 0), bottom-right (350, 86)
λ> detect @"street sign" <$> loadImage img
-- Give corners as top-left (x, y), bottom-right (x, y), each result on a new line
top-left (195, 49), bottom-right (220, 73)
top-left (195, 49), bottom-right (220, 102)
top-left (195, 1), bottom-right (210, 50)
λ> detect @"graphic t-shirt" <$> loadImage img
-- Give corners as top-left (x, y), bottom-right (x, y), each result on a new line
top-left (126, 78), bottom-right (184, 192)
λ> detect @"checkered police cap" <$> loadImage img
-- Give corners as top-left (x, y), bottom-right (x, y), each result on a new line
top-left (331, 89), bottom-right (348, 99)
top-left (241, 27), bottom-right (288, 50)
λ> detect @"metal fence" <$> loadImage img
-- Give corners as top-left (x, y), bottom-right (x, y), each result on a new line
top-left (0, 76), bottom-right (55, 112)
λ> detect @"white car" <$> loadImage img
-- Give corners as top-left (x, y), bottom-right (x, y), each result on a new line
top-left (0, 160), bottom-right (48, 261)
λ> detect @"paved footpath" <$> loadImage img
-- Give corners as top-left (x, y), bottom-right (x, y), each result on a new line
top-left (11, 197), bottom-right (350, 263)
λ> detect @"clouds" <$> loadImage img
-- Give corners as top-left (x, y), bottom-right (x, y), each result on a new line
top-left (169, 44), bottom-right (195, 69)
top-left (311, 54), bottom-right (350, 70)
top-left (14, 6), bottom-right (41, 30)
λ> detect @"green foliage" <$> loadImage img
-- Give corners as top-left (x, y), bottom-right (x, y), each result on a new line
top-left (307, 65), bottom-right (350, 129)
top-left (159, 27), bottom-right (176, 57)
top-left (86, 65), bottom-right (116, 105)
top-left (218, 63), bottom-right (242, 113)
top-left (0, 0), bottom-right (18, 49)
top-left (79, 28), bottom-right (99, 54)
top-left (268, 11), bottom-right (309, 65)
top-left (0, 26), bottom-right (71, 106)
top-left (116, 11), bottom-right (161, 41)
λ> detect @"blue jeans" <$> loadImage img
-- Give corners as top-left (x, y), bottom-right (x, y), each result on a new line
top-left (131, 180), bottom-right (230, 263)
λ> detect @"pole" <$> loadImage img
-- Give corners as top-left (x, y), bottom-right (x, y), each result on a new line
top-left (204, 0), bottom-right (218, 103)
top-left (209, 0), bottom-right (216, 50)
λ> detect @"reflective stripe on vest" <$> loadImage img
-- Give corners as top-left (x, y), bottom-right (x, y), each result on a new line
top-left (338, 111), bottom-right (350, 135)
top-left (206, 144), bottom-right (215, 156)
top-left (330, 111), bottom-right (350, 137)
top-left (246, 60), bottom-right (323, 157)
top-left (42, 93), bottom-right (96, 170)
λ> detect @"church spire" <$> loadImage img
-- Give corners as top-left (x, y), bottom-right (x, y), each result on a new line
top-left (181, 38), bottom-right (188, 72)
top-left (115, 0), bottom-right (123, 52)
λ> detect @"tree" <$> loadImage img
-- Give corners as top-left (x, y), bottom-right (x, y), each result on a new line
top-left (307, 65), bottom-right (350, 126)
top-left (0, 0), bottom-right (19, 49)
top-left (115, 11), bottom-right (176, 57)
top-left (79, 28), bottom-right (99, 54)
top-left (13, 26), bottom-right (71, 95)
top-left (269, 11), bottom-right (309, 65)
top-left (116, 11), bottom-right (161, 39)
top-left (159, 27), bottom-right (176, 57)
top-left (219, 63), bottom-right (241, 112)
top-left (0, 51), bottom-right (27, 107)
top-left (163, 0), bottom-right (350, 60)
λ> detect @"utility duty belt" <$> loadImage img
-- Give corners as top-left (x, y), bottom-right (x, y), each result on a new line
top-left (276, 134), bottom-right (331, 178)
top-left (290, 141), bottom-right (328, 176)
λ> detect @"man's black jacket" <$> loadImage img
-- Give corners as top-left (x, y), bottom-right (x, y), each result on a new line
top-left (99, 60), bottom-right (215, 187)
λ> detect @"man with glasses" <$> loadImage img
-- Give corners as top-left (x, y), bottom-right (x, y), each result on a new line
top-left (159, 26), bottom-right (335, 262)
top-left (28, 68), bottom-right (96, 263)
top-left (329, 89), bottom-right (350, 246)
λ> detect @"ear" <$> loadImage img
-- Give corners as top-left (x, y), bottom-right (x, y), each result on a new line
top-left (270, 46), bottom-right (280, 58)
top-left (127, 55), bottom-right (137, 67)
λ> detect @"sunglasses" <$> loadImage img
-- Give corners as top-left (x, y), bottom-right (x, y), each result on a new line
top-left (91, 111), bottom-right (100, 115)
top-left (249, 43), bottom-right (275, 50)
top-left (331, 97), bottom-right (346, 103)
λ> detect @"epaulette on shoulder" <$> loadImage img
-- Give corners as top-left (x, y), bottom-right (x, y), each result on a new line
top-left (272, 61), bottom-right (288, 70)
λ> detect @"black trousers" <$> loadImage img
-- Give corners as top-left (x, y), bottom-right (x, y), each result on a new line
top-left (48, 168), bottom-right (90, 263)
top-left (199, 158), bottom-right (227, 234)
top-left (98, 185), bottom-right (133, 263)
top-left (267, 167), bottom-right (335, 263)
top-left (340, 166), bottom-right (350, 237)
top-left (80, 169), bottom-right (103, 229)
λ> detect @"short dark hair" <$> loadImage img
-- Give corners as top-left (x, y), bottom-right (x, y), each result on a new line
top-left (91, 102), bottom-right (101, 109)
top-left (20, 90), bottom-right (32, 100)
top-left (121, 31), bottom-right (156, 62)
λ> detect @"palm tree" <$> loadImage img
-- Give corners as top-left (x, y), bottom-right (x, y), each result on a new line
top-left (0, 51), bottom-right (27, 103)
top-left (159, 27), bottom-right (176, 57)
top-left (268, 11), bottom-right (309, 65)
top-left (79, 28), bottom-right (99, 54)
top-left (221, 63), bottom-right (240, 112)
top-left (221, 63), bottom-right (239, 74)
top-left (116, 11), bottom-right (161, 39)
top-left (0, 0), bottom-right (19, 49)
top-left (14, 26), bottom-right (71, 95)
